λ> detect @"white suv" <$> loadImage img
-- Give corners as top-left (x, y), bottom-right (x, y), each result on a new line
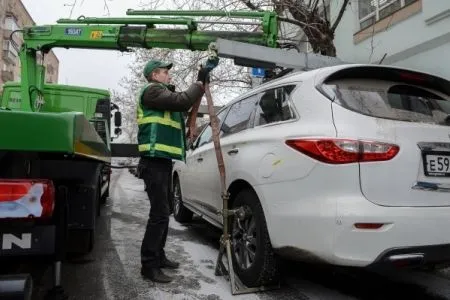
top-left (172, 64), bottom-right (450, 287)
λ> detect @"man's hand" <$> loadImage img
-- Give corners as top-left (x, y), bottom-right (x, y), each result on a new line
top-left (196, 54), bottom-right (219, 85)
top-left (204, 56), bottom-right (219, 71)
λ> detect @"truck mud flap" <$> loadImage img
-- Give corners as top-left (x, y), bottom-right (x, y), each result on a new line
top-left (0, 225), bottom-right (55, 257)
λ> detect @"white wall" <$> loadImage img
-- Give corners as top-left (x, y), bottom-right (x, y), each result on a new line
top-left (331, 0), bottom-right (450, 80)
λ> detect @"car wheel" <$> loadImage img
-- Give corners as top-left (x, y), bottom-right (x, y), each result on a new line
top-left (172, 175), bottom-right (193, 223)
top-left (231, 189), bottom-right (279, 287)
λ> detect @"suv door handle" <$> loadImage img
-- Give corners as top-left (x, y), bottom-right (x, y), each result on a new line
top-left (228, 148), bottom-right (239, 155)
top-left (197, 157), bottom-right (203, 162)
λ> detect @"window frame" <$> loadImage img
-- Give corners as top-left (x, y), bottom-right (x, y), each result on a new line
top-left (358, 0), bottom-right (418, 30)
top-left (3, 40), bottom-right (18, 58)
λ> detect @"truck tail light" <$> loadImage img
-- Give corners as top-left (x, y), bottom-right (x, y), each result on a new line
top-left (0, 180), bottom-right (55, 219)
top-left (285, 138), bottom-right (399, 164)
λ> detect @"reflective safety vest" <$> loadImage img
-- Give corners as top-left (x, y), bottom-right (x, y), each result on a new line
top-left (136, 82), bottom-right (186, 161)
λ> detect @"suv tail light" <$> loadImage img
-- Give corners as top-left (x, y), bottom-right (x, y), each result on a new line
top-left (285, 138), bottom-right (399, 164)
top-left (0, 179), bottom-right (55, 219)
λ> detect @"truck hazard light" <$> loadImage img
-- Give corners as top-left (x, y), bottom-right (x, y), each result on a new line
top-left (0, 180), bottom-right (55, 219)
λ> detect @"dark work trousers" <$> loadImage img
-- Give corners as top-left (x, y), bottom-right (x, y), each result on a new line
top-left (140, 156), bottom-right (173, 268)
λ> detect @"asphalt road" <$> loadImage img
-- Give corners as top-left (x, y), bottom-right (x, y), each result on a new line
top-left (29, 169), bottom-right (450, 300)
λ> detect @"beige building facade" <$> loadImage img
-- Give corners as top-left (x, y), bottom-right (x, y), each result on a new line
top-left (0, 0), bottom-right (59, 91)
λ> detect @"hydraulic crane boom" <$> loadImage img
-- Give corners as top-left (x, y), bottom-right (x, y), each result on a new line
top-left (17, 10), bottom-right (278, 111)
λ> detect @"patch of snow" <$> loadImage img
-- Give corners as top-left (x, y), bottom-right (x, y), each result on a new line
top-left (109, 169), bottom-right (262, 300)
top-left (169, 216), bottom-right (188, 231)
top-left (178, 240), bottom-right (260, 300)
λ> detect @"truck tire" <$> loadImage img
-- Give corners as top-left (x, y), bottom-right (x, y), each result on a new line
top-left (230, 189), bottom-right (280, 287)
top-left (172, 175), bottom-right (193, 223)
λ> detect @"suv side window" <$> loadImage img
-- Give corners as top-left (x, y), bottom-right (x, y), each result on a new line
top-left (255, 85), bottom-right (296, 126)
top-left (221, 95), bottom-right (259, 137)
top-left (197, 126), bottom-right (212, 148)
top-left (196, 107), bottom-right (229, 148)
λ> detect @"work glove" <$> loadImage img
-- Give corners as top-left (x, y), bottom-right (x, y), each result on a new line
top-left (196, 55), bottom-right (219, 85)
top-left (204, 56), bottom-right (219, 71)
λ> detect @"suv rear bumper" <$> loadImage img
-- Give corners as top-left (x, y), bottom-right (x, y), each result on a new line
top-left (332, 197), bottom-right (450, 267)
top-left (258, 179), bottom-right (450, 268)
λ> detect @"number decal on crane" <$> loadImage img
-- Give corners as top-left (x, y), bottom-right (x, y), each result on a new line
top-left (64, 28), bottom-right (82, 36)
top-left (90, 31), bottom-right (103, 39)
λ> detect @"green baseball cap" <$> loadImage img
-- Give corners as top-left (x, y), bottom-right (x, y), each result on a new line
top-left (143, 60), bottom-right (173, 78)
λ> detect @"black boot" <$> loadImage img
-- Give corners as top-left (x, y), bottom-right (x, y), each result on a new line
top-left (161, 257), bottom-right (180, 269)
top-left (141, 267), bottom-right (173, 283)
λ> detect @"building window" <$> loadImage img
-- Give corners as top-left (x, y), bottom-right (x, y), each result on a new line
top-left (358, 0), bottom-right (419, 30)
top-left (4, 15), bottom-right (20, 31)
top-left (3, 40), bottom-right (19, 59)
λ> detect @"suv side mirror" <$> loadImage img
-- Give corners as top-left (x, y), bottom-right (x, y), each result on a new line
top-left (114, 111), bottom-right (122, 127)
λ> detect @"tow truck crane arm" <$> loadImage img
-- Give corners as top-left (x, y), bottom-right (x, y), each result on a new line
top-left (18, 10), bottom-right (278, 111)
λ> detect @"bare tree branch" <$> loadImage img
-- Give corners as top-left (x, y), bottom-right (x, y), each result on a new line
top-left (240, 0), bottom-right (262, 11)
top-left (331, 0), bottom-right (349, 32)
top-left (322, 0), bottom-right (328, 22)
top-left (103, 0), bottom-right (111, 16)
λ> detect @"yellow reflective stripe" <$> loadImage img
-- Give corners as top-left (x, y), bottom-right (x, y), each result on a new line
top-left (137, 105), bottom-right (144, 120)
top-left (137, 116), bottom-right (181, 129)
top-left (138, 143), bottom-right (182, 155)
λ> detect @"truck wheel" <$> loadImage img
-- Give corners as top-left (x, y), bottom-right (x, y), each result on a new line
top-left (172, 176), bottom-right (193, 223)
top-left (231, 189), bottom-right (280, 287)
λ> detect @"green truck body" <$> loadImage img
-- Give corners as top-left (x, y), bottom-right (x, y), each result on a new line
top-left (0, 83), bottom-right (111, 162)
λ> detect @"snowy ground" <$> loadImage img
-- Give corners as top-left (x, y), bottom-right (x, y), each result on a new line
top-left (99, 169), bottom-right (450, 300)
top-left (29, 168), bottom-right (450, 300)
top-left (108, 168), bottom-right (267, 300)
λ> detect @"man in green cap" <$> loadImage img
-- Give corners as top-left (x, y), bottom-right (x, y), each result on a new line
top-left (137, 59), bottom-right (214, 283)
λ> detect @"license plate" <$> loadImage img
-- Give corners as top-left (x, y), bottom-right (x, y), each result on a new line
top-left (424, 154), bottom-right (450, 176)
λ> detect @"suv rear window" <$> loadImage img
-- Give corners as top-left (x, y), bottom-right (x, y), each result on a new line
top-left (322, 78), bottom-right (450, 125)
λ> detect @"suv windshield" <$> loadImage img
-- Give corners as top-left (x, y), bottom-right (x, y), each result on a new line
top-left (323, 79), bottom-right (450, 126)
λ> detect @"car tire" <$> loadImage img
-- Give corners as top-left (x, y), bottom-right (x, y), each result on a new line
top-left (172, 175), bottom-right (193, 223)
top-left (231, 188), bottom-right (279, 287)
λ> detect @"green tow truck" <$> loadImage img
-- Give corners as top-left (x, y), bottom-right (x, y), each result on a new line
top-left (0, 9), bottom-right (279, 300)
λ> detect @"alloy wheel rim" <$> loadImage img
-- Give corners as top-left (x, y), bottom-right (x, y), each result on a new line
top-left (173, 181), bottom-right (181, 215)
top-left (232, 206), bottom-right (257, 270)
